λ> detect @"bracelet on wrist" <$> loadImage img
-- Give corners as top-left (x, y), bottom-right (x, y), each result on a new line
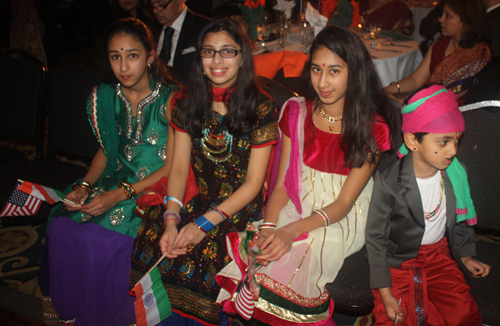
top-left (163, 210), bottom-right (181, 225)
top-left (314, 209), bottom-right (330, 227)
top-left (390, 81), bottom-right (401, 93)
top-left (165, 196), bottom-right (183, 208)
top-left (191, 221), bottom-right (207, 234)
top-left (210, 207), bottom-right (229, 221)
top-left (72, 181), bottom-right (94, 195)
top-left (193, 215), bottom-right (215, 233)
top-left (118, 181), bottom-right (137, 199)
top-left (258, 225), bottom-right (276, 231)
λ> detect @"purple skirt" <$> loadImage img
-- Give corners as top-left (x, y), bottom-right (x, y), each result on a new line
top-left (47, 217), bottom-right (136, 325)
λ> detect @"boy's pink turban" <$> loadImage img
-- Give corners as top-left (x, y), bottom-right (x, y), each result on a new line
top-left (401, 85), bottom-right (464, 136)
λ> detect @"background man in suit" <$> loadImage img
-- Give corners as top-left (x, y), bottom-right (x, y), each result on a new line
top-left (484, 0), bottom-right (500, 55)
top-left (151, 0), bottom-right (210, 83)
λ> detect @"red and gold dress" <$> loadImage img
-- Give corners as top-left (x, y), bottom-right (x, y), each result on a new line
top-left (217, 98), bottom-right (391, 325)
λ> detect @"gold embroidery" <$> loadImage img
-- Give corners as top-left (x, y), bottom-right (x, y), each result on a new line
top-left (256, 274), bottom-right (329, 307)
top-left (166, 284), bottom-right (219, 323)
top-left (287, 238), bottom-right (314, 287)
top-left (320, 172), bottom-right (326, 209)
top-left (315, 225), bottom-right (327, 293)
top-left (254, 295), bottom-right (330, 323)
top-left (251, 121), bottom-right (278, 145)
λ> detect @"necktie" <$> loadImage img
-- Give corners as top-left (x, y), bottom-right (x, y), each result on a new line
top-left (160, 27), bottom-right (175, 65)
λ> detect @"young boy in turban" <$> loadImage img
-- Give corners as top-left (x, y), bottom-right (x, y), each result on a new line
top-left (366, 85), bottom-right (491, 325)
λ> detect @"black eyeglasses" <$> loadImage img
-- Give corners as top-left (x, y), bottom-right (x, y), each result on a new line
top-left (200, 48), bottom-right (241, 58)
top-left (152, 0), bottom-right (172, 11)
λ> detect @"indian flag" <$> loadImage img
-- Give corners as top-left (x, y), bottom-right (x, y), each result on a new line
top-left (17, 180), bottom-right (65, 205)
top-left (132, 266), bottom-right (172, 326)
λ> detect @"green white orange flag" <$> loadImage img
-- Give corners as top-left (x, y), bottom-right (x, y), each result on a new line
top-left (17, 180), bottom-right (66, 205)
top-left (132, 264), bottom-right (171, 326)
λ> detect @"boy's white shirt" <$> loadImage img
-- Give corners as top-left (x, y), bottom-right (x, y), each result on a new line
top-left (416, 172), bottom-right (447, 245)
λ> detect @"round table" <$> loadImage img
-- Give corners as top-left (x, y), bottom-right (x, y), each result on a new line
top-left (253, 26), bottom-right (424, 89)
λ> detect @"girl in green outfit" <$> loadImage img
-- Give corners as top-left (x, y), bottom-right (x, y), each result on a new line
top-left (40, 18), bottom-right (178, 325)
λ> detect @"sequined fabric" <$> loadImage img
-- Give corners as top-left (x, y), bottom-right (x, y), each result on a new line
top-left (50, 79), bottom-right (175, 237)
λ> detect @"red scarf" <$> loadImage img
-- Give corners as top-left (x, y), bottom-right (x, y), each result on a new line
top-left (212, 87), bottom-right (233, 102)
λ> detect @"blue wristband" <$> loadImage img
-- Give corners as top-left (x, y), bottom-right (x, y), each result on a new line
top-left (193, 215), bottom-right (215, 233)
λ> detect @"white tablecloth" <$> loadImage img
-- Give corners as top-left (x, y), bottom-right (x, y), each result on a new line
top-left (362, 35), bottom-right (423, 87)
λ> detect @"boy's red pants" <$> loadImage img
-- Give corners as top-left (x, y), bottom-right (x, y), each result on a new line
top-left (372, 237), bottom-right (481, 326)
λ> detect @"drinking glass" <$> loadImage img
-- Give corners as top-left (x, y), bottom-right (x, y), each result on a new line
top-left (369, 23), bottom-right (382, 39)
top-left (302, 27), bottom-right (315, 53)
top-left (257, 21), bottom-right (271, 49)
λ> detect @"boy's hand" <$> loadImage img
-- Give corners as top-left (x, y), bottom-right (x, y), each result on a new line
top-left (379, 288), bottom-right (404, 323)
top-left (461, 256), bottom-right (491, 277)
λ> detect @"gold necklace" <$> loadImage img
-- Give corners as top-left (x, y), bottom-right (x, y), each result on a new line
top-left (319, 107), bottom-right (342, 132)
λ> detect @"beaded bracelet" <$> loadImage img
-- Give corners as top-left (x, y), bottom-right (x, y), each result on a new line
top-left (72, 181), bottom-right (94, 195)
top-left (210, 207), bottom-right (229, 221)
top-left (193, 215), bottom-right (215, 233)
top-left (163, 210), bottom-right (181, 225)
top-left (165, 196), bottom-right (183, 208)
top-left (315, 209), bottom-right (330, 227)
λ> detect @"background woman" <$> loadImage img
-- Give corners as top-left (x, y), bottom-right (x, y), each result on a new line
top-left (217, 25), bottom-right (397, 325)
top-left (129, 18), bottom-right (279, 326)
top-left (42, 18), bottom-right (178, 325)
top-left (384, 0), bottom-right (493, 105)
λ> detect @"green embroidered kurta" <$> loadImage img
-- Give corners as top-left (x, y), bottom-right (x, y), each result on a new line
top-left (49, 78), bottom-right (175, 238)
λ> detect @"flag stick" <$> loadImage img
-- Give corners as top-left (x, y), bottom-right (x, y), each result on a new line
top-left (135, 251), bottom-right (168, 287)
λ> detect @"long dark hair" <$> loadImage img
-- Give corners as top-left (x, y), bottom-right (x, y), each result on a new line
top-left (181, 18), bottom-right (262, 137)
top-left (306, 26), bottom-right (398, 168)
top-left (104, 18), bottom-right (178, 86)
top-left (445, 0), bottom-right (492, 48)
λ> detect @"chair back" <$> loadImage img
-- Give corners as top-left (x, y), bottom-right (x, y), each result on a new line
top-left (464, 55), bottom-right (500, 105)
top-left (48, 64), bottom-right (101, 159)
top-left (0, 49), bottom-right (46, 159)
top-left (458, 57), bottom-right (500, 232)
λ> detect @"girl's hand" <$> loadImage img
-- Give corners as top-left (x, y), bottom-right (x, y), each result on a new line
top-left (64, 188), bottom-right (89, 211)
top-left (159, 220), bottom-right (186, 258)
top-left (461, 256), bottom-right (491, 277)
top-left (254, 228), bottom-right (274, 247)
top-left (172, 222), bottom-right (206, 252)
top-left (381, 294), bottom-right (404, 323)
top-left (81, 188), bottom-right (124, 216)
top-left (257, 225), bottom-right (295, 263)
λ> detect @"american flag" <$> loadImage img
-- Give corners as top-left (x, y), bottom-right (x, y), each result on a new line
top-left (0, 181), bottom-right (42, 217)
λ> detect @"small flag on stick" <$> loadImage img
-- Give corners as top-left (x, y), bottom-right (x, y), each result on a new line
top-left (132, 253), bottom-right (172, 326)
top-left (17, 180), bottom-right (65, 205)
top-left (235, 281), bottom-right (255, 320)
top-left (17, 180), bottom-right (78, 206)
top-left (0, 181), bottom-right (42, 217)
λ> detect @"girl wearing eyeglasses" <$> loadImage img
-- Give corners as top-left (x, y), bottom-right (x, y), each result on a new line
top-left (129, 18), bottom-right (279, 326)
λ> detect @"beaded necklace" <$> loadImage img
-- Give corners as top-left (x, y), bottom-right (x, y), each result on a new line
top-left (201, 87), bottom-right (234, 163)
